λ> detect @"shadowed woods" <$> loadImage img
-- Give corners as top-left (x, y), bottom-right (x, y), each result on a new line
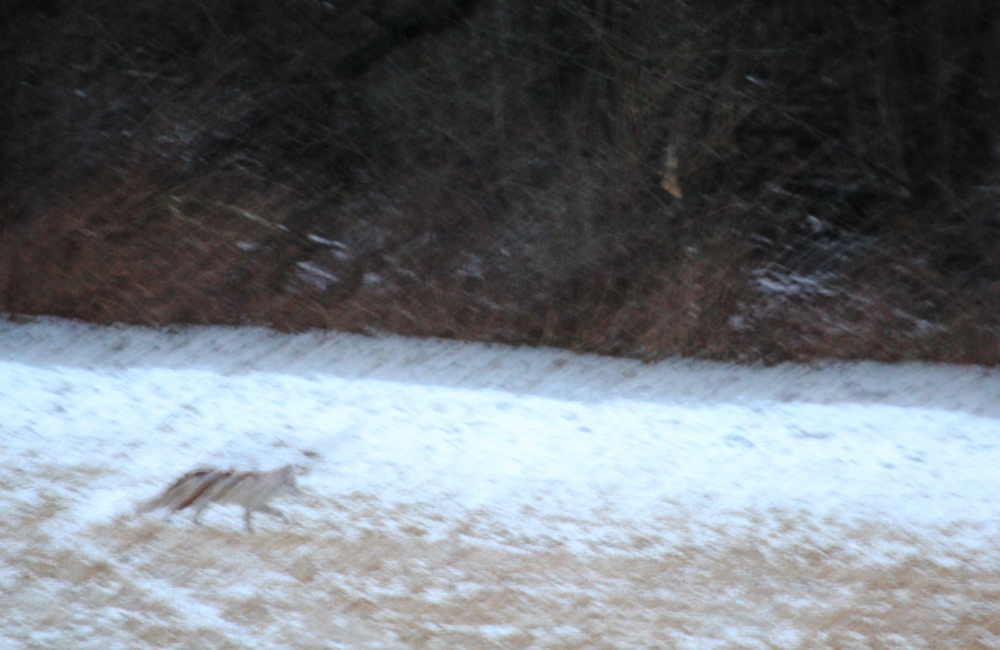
top-left (2, 0), bottom-right (1000, 363)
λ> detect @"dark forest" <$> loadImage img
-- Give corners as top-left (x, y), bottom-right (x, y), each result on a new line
top-left (2, 0), bottom-right (999, 363)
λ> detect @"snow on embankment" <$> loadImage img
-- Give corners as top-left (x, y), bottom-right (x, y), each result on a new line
top-left (1, 315), bottom-right (999, 546)
top-left (1, 316), bottom-right (998, 415)
top-left (1, 316), bottom-right (999, 649)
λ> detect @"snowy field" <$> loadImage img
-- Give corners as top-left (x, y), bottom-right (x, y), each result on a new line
top-left (1, 317), bottom-right (999, 649)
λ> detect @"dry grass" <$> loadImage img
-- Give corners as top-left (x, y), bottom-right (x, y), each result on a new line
top-left (5, 187), bottom-right (1000, 364)
top-left (2, 464), bottom-right (998, 649)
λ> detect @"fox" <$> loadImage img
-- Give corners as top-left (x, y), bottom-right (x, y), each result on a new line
top-left (137, 465), bottom-right (299, 532)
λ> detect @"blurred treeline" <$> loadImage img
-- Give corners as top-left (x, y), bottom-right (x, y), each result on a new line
top-left (2, 0), bottom-right (999, 363)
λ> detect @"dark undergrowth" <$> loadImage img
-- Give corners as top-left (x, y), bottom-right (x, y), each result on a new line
top-left (2, 0), bottom-right (999, 364)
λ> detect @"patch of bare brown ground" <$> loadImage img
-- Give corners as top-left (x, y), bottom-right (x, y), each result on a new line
top-left (2, 468), bottom-right (998, 649)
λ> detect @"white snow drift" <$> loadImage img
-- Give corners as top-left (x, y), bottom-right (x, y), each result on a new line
top-left (1, 317), bottom-right (998, 649)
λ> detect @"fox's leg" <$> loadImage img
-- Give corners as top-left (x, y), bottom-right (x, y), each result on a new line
top-left (254, 504), bottom-right (289, 524)
top-left (244, 509), bottom-right (254, 533)
top-left (191, 503), bottom-right (210, 526)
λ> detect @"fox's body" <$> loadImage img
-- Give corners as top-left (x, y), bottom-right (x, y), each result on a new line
top-left (138, 465), bottom-right (298, 532)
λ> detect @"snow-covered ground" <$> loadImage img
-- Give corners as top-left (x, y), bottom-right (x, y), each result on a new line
top-left (1, 317), bottom-right (999, 649)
